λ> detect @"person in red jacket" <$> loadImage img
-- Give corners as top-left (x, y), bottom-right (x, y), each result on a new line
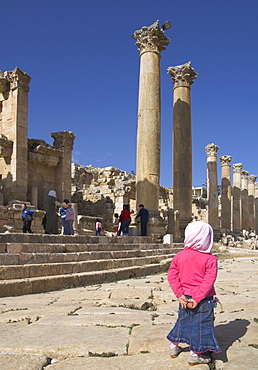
top-left (167, 221), bottom-right (221, 366)
top-left (119, 204), bottom-right (131, 236)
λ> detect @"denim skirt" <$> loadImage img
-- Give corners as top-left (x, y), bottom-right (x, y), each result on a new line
top-left (167, 296), bottom-right (221, 353)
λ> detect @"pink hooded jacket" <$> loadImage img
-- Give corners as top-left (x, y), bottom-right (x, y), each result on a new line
top-left (168, 221), bottom-right (217, 303)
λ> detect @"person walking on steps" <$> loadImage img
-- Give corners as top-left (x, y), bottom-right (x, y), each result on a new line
top-left (21, 203), bottom-right (34, 233)
top-left (167, 221), bottom-right (221, 366)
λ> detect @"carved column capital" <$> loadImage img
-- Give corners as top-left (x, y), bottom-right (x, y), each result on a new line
top-left (219, 155), bottom-right (232, 166)
top-left (167, 61), bottom-right (198, 89)
top-left (205, 143), bottom-right (219, 157)
top-left (249, 175), bottom-right (257, 184)
top-left (232, 163), bottom-right (243, 174)
top-left (6, 67), bottom-right (31, 92)
top-left (241, 170), bottom-right (249, 180)
top-left (132, 20), bottom-right (170, 56)
top-left (51, 131), bottom-right (76, 150)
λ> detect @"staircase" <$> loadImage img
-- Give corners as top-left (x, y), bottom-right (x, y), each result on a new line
top-left (0, 234), bottom-right (183, 298)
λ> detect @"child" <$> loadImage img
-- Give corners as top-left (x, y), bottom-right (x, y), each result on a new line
top-left (113, 213), bottom-right (119, 236)
top-left (95, 218), bottom-right (102, 236)
top-left (167, 221), bottom-right (221, 366)
top-left (59, 199), bottom-right (69, 235)
top-left (65, 203), bottom-right (75, 235)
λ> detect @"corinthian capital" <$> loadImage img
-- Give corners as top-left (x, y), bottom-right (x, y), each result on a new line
top-left (132, 20), bottom-right (170, 56)
top-left (51, 131), bottom-right (76, 150)
top-left (232, 163), bottom-right (243, 174)
top-left (6, 67), bottom-right (31, 92)
top-left (167, 61), bottom-right (198, 88)
top-left (205, 143), bottom-right (219, 157)
top-left (219, 155), bottom-right (232, 166)
top-left (241, 170), bottom-right (249, 180)
top-left (249, 175), bottom-right (257, 184)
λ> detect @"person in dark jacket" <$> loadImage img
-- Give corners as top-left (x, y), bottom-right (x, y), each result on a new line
top-left (21, 203), bottom-right (34, 233)
top-left (136, 204), bottom-right (149, 236)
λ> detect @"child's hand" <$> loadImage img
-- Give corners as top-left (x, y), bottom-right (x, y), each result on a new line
top-left (187, 298), bottom-right (198, 309)
top-left (178, 295), bottom-right (188, 309)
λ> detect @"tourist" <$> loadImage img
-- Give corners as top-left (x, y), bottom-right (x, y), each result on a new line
top-left (135, 204), bottom-right (149, 236)
top-left (119, 205), bottom-right (131, 236)
top-left (65, 203), bottom-right (75, 235)
top-left (45, 190), bottom-right (63, 234)
top-left (21, 203), bottom-right (34, 233)
top-left (113, 213), bottom-right (119, 236)
top-left (95, 218), bottom-right (102, 236)
top-left (167, 221), bottom-right (221, 366)
top-left (59, 199), bottom-right (69, 235)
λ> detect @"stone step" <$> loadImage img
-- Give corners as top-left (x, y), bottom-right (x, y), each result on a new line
top-left (0, 247), bottom-right (180, 265)
top-left (0, 253), bottom-right (176, 280)
top-left (0, 242), bottom-right (169, 254)
top-left (0, 260), bottom-right (172, 298)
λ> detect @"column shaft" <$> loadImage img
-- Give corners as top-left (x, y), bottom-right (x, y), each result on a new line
top-left (232, 163), bottom-right (243, 233)
top-left (205, 143), bottom-right (219, 229)
top-left (219, 155), bottom-right (232, 230)
top-left (241, 170), bottom-right (249, 231)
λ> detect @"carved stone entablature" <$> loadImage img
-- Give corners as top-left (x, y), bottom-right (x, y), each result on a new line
top-left (241, 170), bottom-right (249, 180)
top-left (51, 131), bottom-right (76, 150)
top-left (248, 174), bottom-right (257, 184)
top-left (6, 67), bottom-right (31, 92)
top-left (232, 163), bottom-right (243, 174)
top-left (219, 155), bottom-right (232, 166)
top-left (0, 134), bottom-right (13, 157)
top-left (205, 143), bottom-right (220, 157)
top-left (0, 72), bottom-right (7, 94)
top-left (28, 139), bottom-right (61, 167)
top-left (132, 20), bottom-right (170, 56)
top-left (167, 61), bottom-right (198, 89)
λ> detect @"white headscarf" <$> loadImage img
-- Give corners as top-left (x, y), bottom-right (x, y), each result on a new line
top-left (48, 190), bottom-right (57, 198)
top-left (184, 221), bottom-right (213, 253)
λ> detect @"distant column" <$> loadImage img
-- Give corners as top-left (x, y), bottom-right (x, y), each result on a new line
top-left (248, 175), bottom-right (257, 232)
top-left (219, 155), bottom-right (232, 231)
top-left (167, 61), bottom-right (198, 236)
top-left (241, 170), bottom-right (249, 231)
top-left (132, 21), bottom-right (170, 213)
top-left (232, 163), bottom-right (243, 233)
top-left (205, 143), bottom-right (220, 229)
top-left (255, 183), bottom-right (258, 234)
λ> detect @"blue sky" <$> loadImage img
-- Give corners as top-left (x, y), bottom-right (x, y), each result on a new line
top-left (1, 0), bottom-right (258, 188)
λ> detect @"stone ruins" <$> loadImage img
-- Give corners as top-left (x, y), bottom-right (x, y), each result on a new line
top-left (0, 21), bottom-right (257, 243)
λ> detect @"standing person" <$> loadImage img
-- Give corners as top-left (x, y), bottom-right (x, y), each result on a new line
top-left (167, 221), bottom-right (221, 365)
top-left (21, 203), bottom-right (34, 233)
top-left (65, 203), bottom-right (75, 235)
top-left (45, 190), bottom-right (63, 234)
top-left (95, 218), bottom-right (102, 236)
top-left (59, 199), bottom-right (69, 235)
top-left (119, 205), bottom-right (131, 236)
top-left (113, 213), bottom-right (119, 236)
top-left (135, 204), bottom-right (149, 236)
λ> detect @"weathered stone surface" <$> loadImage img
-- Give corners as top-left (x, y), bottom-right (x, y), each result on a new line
top-left (0, 353), bottom-right (50, 370)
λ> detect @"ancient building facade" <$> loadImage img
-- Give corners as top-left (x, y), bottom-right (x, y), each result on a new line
top-left (0, 67), bottom-right (75, 209)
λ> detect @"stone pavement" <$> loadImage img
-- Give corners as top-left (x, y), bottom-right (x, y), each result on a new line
top-left (0, 255), bottom-right (257, 370)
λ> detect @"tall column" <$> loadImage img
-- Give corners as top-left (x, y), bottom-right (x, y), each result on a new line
top-left (255, 183), bottom-right (258, 234)
top-left (219, 155), bottom-right (232, 231)
top-left (167, 61), bottom-right (198, 236)
top-left (248, 175), bottom-right (257, 232)
top-left (232, 163), bottom-right (243, 233)
top-left (132, 20), bottom-right (170, 214)
top-left (241, 170), bottom-right (249, 231)
top-left (205, 143), bottom-right (220, 229)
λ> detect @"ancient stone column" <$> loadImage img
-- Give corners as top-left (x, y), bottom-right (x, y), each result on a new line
top-left (0, 68), bottom-right (31, 202)
top-left (232, 163), bottom-right (243, 233)
top-left (255, 183), bottom-right (258, 234)
top-left (51, 131), bottom-right (76, 201)
top-left (241, 170), bottom-right (249, 232)
top-left (167, 61), bottom-right (198, 236)
top-left (132, 20), bottom-right (170, 214)
top-left (248, 175), bottom-right (257, 232)
top-left (31, 186), bottom-right (38, 209)
top-left (219, 155), bottom-right (232, 231)
top-left (205, 143), bottom-right (220, 229)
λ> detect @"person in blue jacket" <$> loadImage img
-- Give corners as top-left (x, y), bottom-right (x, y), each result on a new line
top-left (21, 203), bottom-right (34, 233)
